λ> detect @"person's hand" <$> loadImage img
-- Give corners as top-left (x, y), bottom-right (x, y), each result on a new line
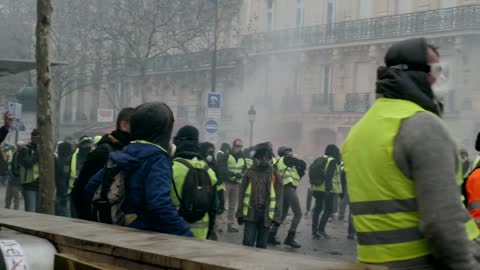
top-left (237, 217), bottom-right (244, 225)
top-left (235, 173), bottom-right (243, 179)
top-left (3, 112), bottom-right (13, 129)
top-left (272, 221), bottom-right (280, 227)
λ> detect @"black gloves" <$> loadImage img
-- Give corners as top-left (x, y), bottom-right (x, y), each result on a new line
top-left (237, 217), bottom-right (244, 225)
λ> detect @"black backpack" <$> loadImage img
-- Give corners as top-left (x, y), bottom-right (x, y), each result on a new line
top-left (91, 160), bottom-right (127, 225)
top-left (309, 156), bottom-right (329, 186)
top-left (173, 159), bottom-right (214, 223)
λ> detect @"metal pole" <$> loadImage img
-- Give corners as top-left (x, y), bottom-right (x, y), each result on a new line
top-left (210, 0), bottom-right (218, 93)
top-left (249, 121), bottom-right (253, 147)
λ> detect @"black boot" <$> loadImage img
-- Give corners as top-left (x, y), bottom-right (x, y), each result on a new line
top-left (267, 232), bottom-right (281, 245)
top-left (284, 231), bottom-right (301, 248)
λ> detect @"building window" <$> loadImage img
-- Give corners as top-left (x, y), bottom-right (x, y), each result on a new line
top-left (325, 0), bottom-right (335, 34)
top-left (322, 64), bottom-right (332, 101)
top-left (296, 0), bottom-right (304, 28)
top-left (266, 0), bottom-right (274, 31)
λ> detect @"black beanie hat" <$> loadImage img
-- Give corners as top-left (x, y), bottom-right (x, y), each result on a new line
top-left (174, 125), bottom-right (200, 158)
top-left (253, 143), bottom-right (273, 159)
top-left (173, 125), bottom-right (199, 145)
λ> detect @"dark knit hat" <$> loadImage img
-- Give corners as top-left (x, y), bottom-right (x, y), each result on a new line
top-left (31, 129), bottom-right (39, 137)
top-left (174, 125), bottom-right (200, 158)
top-left (253, 143), bottom-right (273, 159)
top-left (173, 125), bottom-right (199, 145)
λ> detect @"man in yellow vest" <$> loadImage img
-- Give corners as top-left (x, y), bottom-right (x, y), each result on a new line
top-left (311, 145), bottom-right (344, 239)
top-left (17, 129), bottom-right (41, 212)
top-left (219, 138), bottom-right (247, 233)
top-left (67, 136), bottom-right (93, 217)
top-left (236, 143), bottom-right (283, 249)
top-left (269, 146), bottom-right (306, 248)
top-left (342, 38), bottom-right (480, 269)
top-left (171, 126), bottom-right (218, 239)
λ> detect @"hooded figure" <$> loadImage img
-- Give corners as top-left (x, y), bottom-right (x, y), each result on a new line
top-left (171, 126), bottom-right (219, 239)
top-left (173, 125), bottom-right (200, 160)
top-left (85, 102), bottom-right (193, 237)
top-left (71, 107), bottom-right (134, 220)
top-left (342, 38), bottom-right (480, 269)
top-left (236, 143), bottom-right (283, 249)
top-left (311, 144), bottom-right (343, 240)
top-left (200, 142), bottom-right (216, 169)
top-left (376, 38), bottom-right (443, 115)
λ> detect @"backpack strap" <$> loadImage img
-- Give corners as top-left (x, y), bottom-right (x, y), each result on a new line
top-left (171, 158), bottom-right (196, 207)
top-left (99, 160), bottom-right (121, 201)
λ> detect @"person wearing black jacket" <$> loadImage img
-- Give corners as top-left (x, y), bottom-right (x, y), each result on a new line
top-left (200, 142), bottom-right (226, 240)
top-left (0, 112), bottom-right (13, 145)
top-left (55, 141), bottom-right (74, 216)
top-left (311, 144), bottom-right (345, 239)
top-left (71, 107), bottom-right (134, 220)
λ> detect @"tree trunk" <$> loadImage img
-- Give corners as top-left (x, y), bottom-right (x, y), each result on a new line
top-left (36, 0), bottom-right (55, 215)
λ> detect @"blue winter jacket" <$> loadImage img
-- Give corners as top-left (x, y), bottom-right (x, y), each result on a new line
top-left (85, 141), bottom-right (193, 237)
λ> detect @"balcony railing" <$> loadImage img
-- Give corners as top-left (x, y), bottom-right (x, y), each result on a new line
top-left (242, 5), bottom-right (480, 54)
top-left (311, 93), bottom-right (371, 113)
top-left (126, 48), bottom-right (241, 75)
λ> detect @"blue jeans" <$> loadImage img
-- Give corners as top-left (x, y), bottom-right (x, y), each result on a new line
top-left (22, 189), bottom-right (39, 212)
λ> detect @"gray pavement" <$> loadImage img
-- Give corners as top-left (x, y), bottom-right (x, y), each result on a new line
top-left (216, 182), bottom-right (357, 261)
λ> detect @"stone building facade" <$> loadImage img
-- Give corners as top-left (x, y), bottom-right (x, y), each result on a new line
top-left (61, 0), bottom-right (480, 157)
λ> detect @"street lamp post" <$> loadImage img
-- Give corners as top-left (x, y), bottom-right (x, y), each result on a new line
top-left (248, 105), bottom-right (256, 147)
top-left (210, 0), bottom-right (219, 93)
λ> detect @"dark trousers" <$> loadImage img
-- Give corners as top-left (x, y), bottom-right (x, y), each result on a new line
top-left (312, 191), bottom-right (334, 233)
top-left (243, 207), bottom-right (269, 249)
top-left (348, 212), bottom-right (355, 235)
top-left (306, 188), bottom-right (313, 212)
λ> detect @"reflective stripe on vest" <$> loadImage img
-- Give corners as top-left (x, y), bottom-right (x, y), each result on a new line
top-left (245, 158), bottom-right (253, 169)
top-left (342, 98), bottom-right (480, 264)
top-left (67, 149), bottom-right (79, 194)
top-left (276, 157), bottom-right (300, 187)
top-left (242, 176), bottom-right (277, 220)
top-left (227, 155), bottom-right (245, 183)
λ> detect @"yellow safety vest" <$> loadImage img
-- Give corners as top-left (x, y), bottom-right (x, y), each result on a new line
top-left (245, 158), bottom-right (253, 169)
top-left (311, 156), bottom-right (342, 193)
top-left (171, 158), bottom-right (218, 239)
top-left (19, 147), bottom-right (39, 185)
top-left (67, 149), bottom-right (80, 194)
top-left (227, 154), bottom-right (245, 183)
top-left (242, 176), bottom-right (277, 220)
top-left (342, 98), bottom-right (479, 263)
top-left (276, 157), bottom-right (301, 187)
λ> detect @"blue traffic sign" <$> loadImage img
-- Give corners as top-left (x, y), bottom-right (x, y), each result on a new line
top-left (206, 120), bottom-right (218, 134)
top-left (207, 93), bottom-right (222, 109)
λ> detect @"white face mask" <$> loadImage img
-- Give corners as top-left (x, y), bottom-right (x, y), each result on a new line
top-left (430, 62), bottom-right (450, 100)
top-left (169, 144), bottom-right (176, 157)
top-left (206, 155), bottom-right (213, 162)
